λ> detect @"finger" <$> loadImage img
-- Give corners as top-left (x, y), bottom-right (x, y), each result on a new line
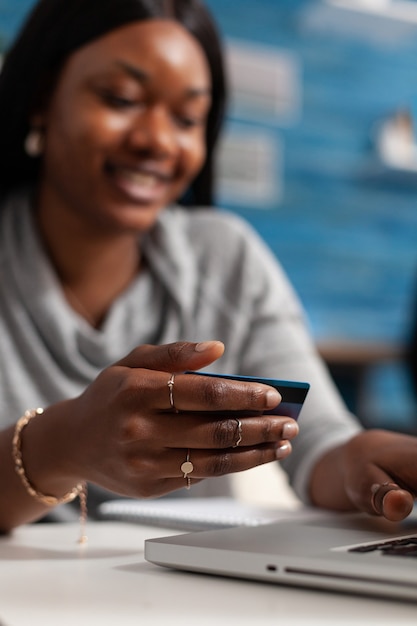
top-left (125, 405), bottom-right (298, 454)
top-left (342, 430), bottom-right (417, 522)
top-left (121, 369), bottom-right (281, 415)
top-left (347, 462), bottom-right (414, 521)
top-left (170, 444), bottom-right (293, 480)
top-left (117, 341), bottom-right (225, 373)
top-left (371, 482), bottom-right (414, 522)
top-left (199, 443), bottom-right (293, 475)
top-left (178, 415), bottom-right (299, 449)
top-left (161, 372), bottom-right (281, 413)
top-left (127, 443), bottom-right (291, 498)
top-left (127, 444), bottom-right (293, 497)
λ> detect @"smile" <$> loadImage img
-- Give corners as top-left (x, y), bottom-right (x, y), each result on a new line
top-left (106, 163), bottom-right (173, 203)
top-left (117, 168), bottom-right (167, 187)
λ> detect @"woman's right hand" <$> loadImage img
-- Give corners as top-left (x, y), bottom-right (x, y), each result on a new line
top-left (45, 340), bottom-right (299, 499)
top-left (2, 340), bottom-right (299, 531)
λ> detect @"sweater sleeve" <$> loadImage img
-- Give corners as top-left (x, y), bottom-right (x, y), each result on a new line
top-left (213, 213), bottom-right (363, 503)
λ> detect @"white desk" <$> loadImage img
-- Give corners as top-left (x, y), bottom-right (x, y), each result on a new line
top-left (0, 521), bottom-right (415, 626)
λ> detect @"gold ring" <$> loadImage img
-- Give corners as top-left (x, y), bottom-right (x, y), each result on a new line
top-left (167, 373), bottom-right (179, 413)
top-left (232, 418), bottom-right (242, 448)
top-left (180, 449), bottom-right (194, 490)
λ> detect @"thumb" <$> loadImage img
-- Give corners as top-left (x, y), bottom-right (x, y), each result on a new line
top-left (370, 479), bottom-right (414, 522)
top-left (350, 463), bottom-right (414, 522)
top-left (116, 340), bottom-right (225, 373)
top-left (344, 430), bottom-right (415, 522)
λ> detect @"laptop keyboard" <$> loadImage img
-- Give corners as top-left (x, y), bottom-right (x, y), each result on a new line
top-left (348, 536), bottom-right (417, 557)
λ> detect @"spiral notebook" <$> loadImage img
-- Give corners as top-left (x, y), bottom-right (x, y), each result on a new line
top-left (97, 497), bottom-right (308, 531)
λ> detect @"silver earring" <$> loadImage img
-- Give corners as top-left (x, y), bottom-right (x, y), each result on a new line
top-left (24, 128), bottom-right (44, 157)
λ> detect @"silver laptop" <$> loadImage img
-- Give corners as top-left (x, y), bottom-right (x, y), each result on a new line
top-left (145, 508), bottom-right (417, 601)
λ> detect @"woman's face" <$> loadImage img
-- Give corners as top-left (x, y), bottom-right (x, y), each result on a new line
top-left (37, 19), bottom-right (212, 234)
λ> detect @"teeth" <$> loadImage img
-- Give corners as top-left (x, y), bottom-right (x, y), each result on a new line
top-left (120, 169), bottom-right (158, 187)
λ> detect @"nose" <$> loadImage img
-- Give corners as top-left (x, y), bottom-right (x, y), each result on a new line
top-left (129, 105), bottom-right (178, 157)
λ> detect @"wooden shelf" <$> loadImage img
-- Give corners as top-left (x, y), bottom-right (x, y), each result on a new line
top-left (317, 340), bottom-right (404, 367)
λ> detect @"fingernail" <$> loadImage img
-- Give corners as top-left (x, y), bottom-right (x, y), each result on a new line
top-left (275, 441), bottom-right (291, 459)
top-left (282, 421), bottom-right (299, 439)
top-left (265, 389), bottom-right (281, 408)
top-left (195, 341), bottom-right (222, 352)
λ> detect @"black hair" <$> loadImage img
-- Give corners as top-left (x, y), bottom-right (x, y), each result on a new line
top-left (0, 0), bottom-right (227, 205)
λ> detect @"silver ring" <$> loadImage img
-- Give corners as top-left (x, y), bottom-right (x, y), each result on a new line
top-left (232, 418), bottom-right (242, 448)
top-left (180, 449), bottom-right (194, 490)
top-left (167, 373), bottom-right (179, 413)
top-left (371, 482), bottom-right (398, 514)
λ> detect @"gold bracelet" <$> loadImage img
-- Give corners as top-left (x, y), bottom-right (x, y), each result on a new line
top-left (12, 408), bottom-right (88, 543)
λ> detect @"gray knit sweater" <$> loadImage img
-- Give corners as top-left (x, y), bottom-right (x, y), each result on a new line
top-left (0, 190), bottom-right (361, 520)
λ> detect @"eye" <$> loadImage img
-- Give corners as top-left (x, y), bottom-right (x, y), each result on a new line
top-left (99, 90), bottom-right (140, 109)
top-left (175, 98), bottom-right (210, 130)
top-left (175, 113), bottom-right (207, 130)
top-left (177, 116), bottom-right (199, 129)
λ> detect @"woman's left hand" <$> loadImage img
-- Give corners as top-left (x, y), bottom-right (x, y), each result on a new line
top-left (310, 429), bottom-right (417, 521)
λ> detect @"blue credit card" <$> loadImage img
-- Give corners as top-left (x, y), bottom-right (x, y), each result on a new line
top-left (185, 372), bottom-right (310, 420)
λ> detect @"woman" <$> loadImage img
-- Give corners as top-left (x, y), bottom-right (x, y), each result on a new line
top-left (0, 0), bottom-right (415, 534)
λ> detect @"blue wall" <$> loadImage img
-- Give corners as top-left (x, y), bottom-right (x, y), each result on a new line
top-left (203, 0), bottom-right (417, 346)
top-left (1, 0), bottom-right (417, 428)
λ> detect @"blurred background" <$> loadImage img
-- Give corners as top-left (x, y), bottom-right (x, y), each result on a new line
top-left (1, 0), bottom-right (417, 433)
